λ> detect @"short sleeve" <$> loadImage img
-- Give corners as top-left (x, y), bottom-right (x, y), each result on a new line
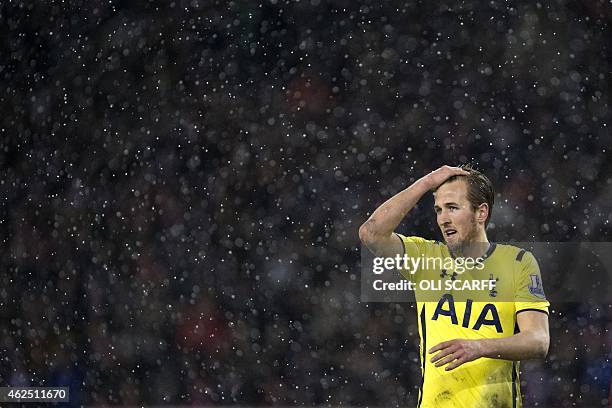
top-left (395, 234), bottom-right (434, 257)
top-left (394, 234), bottom-right (438, 282)
top-left (514, 250), bottom-right (550, 315)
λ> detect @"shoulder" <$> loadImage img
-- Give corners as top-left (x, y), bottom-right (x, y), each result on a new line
top-left (394, 234), bottom-right (445, 256)
top-left (493, 243), bottom-right (537, 264)
top-left (394, 234), bottom-right (439, 244)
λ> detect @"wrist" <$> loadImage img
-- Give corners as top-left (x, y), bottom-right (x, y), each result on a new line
top-left (417, 174), bottom-right (435, 192)
top-left (475, 339), bottom-right (491, 359)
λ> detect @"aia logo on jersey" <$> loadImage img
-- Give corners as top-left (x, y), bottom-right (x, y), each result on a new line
top-left (432, 294), bottom-right (503, 333)
top-left (528, 274), bottom-right (545, 298)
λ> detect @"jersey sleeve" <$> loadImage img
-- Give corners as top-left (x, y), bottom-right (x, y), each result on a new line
top-left (394, 234), bottom-right (436, 282)
top-left (514, 250), bottom-right (550, 315)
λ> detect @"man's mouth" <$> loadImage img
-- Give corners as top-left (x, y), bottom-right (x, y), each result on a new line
top-left (444, 229), bottom-right (457, 238)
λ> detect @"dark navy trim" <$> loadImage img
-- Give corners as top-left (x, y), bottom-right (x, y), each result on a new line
top-left (394, 233), bottom-right (406, 255)
top-left (449, 242), bottom-right (496, 260)
top-left (417, 304), bottom-right (427, 408)
top-left (482, 243), bottom-right (497, 260)
top-left (515, 249), bottom-right (526, 262)
top-left (512, 361), bottom-right (517, 408)
top-left (516, 308), bottom-right (549, 316)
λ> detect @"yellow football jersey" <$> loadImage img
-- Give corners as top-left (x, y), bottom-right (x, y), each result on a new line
top-left (396, 234), bottom-right (549, 408)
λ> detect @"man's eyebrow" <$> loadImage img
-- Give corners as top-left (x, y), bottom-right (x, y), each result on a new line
top-left (434, 202), bottom-right (460, 208)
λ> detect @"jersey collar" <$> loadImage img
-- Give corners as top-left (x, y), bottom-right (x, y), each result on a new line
top-left (448, 242), bottom-right (497, 260)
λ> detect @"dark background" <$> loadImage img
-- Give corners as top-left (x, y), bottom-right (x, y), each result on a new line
top-left (0, 0), bottom-right (610, 406)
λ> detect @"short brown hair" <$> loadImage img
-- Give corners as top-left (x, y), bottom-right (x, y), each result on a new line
top-left (435, 164), bottom-right (495, 227)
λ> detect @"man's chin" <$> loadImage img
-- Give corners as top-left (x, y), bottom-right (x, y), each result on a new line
top-left (444, 238), bottom-right (462, 253)
top-left (445, 239), bottom-right (489, 256)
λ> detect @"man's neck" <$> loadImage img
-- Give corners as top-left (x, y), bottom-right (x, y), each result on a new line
top-left (460, 231), bottom-right (490, 259)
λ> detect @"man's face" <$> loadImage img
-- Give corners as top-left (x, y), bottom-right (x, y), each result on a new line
top-left (433, 179), bottom-right (480, 251)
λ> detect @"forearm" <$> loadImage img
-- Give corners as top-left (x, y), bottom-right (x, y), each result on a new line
top-left (479, 330), bottom-right (549, 361)
top-left (360, 176), bottom-right (432, 238)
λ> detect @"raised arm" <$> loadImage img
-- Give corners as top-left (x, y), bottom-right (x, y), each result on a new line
top-left (358, 165), bottom-right (469, 258)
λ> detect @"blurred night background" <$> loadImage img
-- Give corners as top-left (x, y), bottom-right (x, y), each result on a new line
top-left (0, 0), bottom-right (611, 406)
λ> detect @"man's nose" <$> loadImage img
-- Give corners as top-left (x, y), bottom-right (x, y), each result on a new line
top-left (438, 210), bottom-right (451, 224)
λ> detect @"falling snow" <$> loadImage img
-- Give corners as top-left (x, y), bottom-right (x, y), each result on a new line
top-left (0, 0), bottom-right (610, 406)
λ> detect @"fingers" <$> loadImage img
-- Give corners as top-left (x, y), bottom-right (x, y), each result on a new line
top-left (446, 166), bottom-right (469, 176)
top-left (428, 338), bottom-right (477, 370)
top-left (427, 166), bottom-right (470, 188)
top-left (431, 348), bottom-right (467, 370)
top-left (440, 167), bottom-right (470, 186)
top-left (428, 341), bottom-right (451, 354)
top-left (430, 344), bottom-right (458, 364)
top-left (433, 352), bottom-right (460, 367)
top-left (445, 357), bottom-right (467, 371)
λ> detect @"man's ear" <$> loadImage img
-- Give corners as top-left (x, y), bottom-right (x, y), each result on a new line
top-left (476, 203), bottom-right (489, 224)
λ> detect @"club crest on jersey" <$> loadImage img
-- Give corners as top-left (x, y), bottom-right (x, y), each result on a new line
top-left (528, 274), bottom-right (545, 298)
top-left (440, 269), bottom-right (458, 281)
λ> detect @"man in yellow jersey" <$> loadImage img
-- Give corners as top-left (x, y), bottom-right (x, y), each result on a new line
top-left (359, 165), bottom-right (549, 408)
